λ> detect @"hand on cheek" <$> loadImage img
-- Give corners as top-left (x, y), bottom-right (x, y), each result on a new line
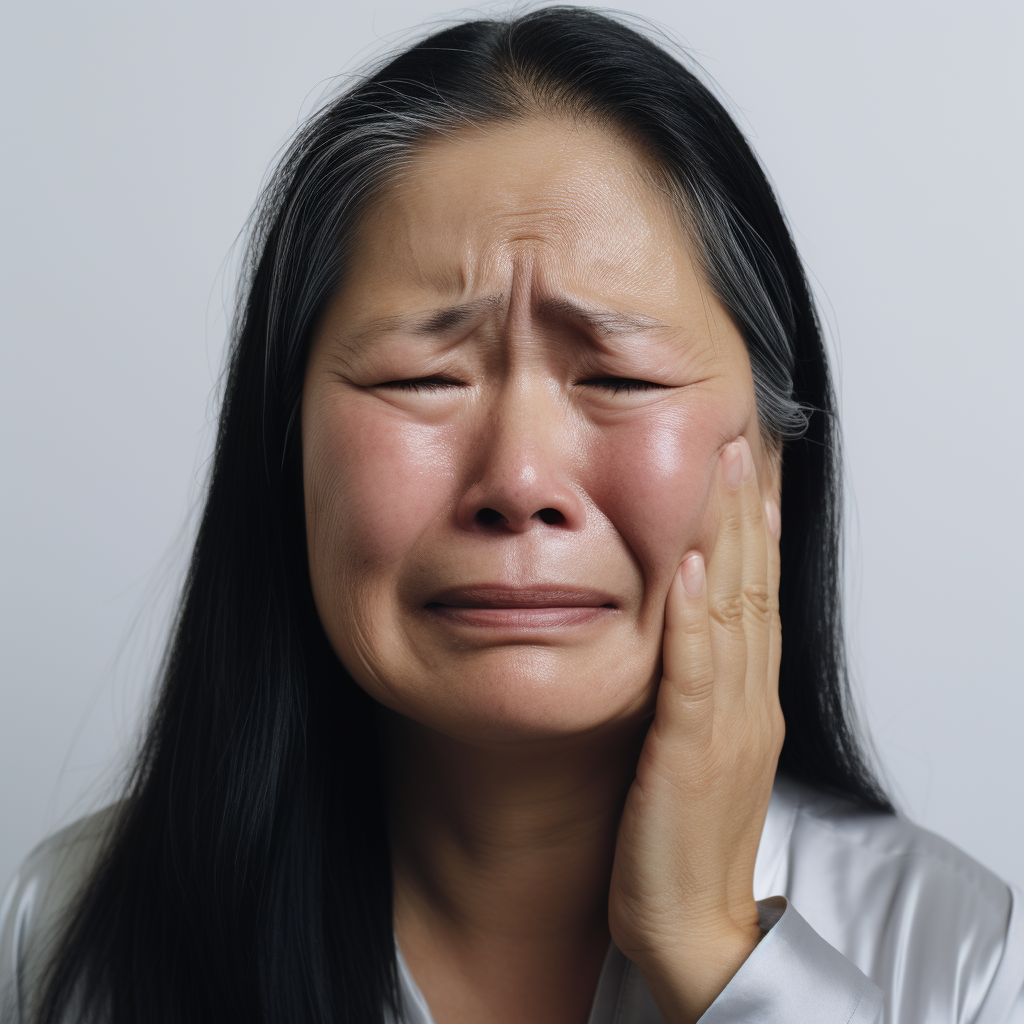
top-left (607, 435), bottom-right (784, 1024)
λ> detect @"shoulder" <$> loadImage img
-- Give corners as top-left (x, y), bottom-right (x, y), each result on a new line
top-left (0, 805), bottom-right (122, 1023)
top-left (785, 775), bottom-right (1012, 930)
top-left (767, 774), bottom-right (1021, 1022)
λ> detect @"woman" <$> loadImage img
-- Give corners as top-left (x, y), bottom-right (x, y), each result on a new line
top-left (2, 7), bottom-right (1020, 1023)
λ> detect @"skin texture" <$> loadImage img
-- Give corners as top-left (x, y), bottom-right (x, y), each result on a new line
top-left (302, 115), bottom-right (784, 1024)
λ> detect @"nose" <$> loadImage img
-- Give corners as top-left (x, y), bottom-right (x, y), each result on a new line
top-left (454, 383), bottom-right (587, 534)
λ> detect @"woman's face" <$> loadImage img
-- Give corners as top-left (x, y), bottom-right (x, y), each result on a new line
top-left (302, 116), bottom-right (778, 743)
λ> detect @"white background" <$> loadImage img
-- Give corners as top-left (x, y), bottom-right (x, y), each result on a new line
top-left (2, 0), bottom-right (1022, 893)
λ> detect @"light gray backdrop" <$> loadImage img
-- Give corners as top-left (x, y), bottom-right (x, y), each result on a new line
top-left (2, 0), bottom-right (1022, 892)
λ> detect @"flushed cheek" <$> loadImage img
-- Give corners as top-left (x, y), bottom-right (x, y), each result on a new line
top-left (584, 401), bottom-right (738, 588)
top-left (306, 398), bottom-right (458, 576)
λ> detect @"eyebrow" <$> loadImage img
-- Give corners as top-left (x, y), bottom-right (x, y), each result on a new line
top-left (348, 297), bottom-right (502, 344)
top-left (414, 296), bottom-right (504, 334)
top-left (535, 296), bottom-right (670, 336)
top-left (349, 294), bottom-right (670, 344)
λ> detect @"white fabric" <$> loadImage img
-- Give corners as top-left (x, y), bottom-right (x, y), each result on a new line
top-left (3, 774), bottom-right (1022, 1022)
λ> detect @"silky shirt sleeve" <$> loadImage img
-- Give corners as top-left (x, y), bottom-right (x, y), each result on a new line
top-left (698, 888), bottom-right (1024, 1023)
top-left (691, 775), bottom-right (1024, 1024)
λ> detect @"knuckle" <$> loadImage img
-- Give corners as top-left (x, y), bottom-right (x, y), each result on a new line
top-left (741, 582), bottom-right (771, 620)
top-left (710, 593), bottom-right (744, 628)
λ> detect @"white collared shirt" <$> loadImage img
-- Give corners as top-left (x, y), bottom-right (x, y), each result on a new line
top-left (4, 774), bottom-right (1023, 1022)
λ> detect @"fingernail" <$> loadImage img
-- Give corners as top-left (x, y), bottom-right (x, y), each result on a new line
top-left (764, 499), bottom-right (781, 539)
top-left (680, 553), bottom-right (705, 597)
top-left (722, 442), bottom-right (744, 490)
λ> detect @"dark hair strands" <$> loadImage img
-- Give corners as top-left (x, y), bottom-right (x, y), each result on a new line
top-left (38, 8), bottom-right (892, 1023)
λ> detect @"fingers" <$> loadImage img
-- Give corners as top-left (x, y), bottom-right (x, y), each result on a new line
top-left (704, 438), bottom-right (758, 700)
top-left (660, 552), bottom-right (714, 744)
top-left (735, 442), bottom-right (771, 701)
top-left (706, 436), bottom-right (782, 698)
top-left (660, 434), bottom-right (782, 737)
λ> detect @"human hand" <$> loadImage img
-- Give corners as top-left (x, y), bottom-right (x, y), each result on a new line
top-left (607, 435), bottom-right (784, 1024)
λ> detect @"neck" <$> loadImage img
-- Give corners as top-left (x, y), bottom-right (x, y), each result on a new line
top-left (383, 712), bottom-right (643, 1024)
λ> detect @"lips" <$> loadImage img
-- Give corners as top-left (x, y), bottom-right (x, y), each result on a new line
top-left (424, 585), bottom-right (617, 630)
top-left (427, 585), bottom-right (616, 609)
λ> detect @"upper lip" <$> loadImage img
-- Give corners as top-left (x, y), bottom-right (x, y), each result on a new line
top-left (427, 585), bottom-right (617, 608)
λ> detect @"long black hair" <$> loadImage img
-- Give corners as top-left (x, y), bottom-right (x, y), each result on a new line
top-left (39, 8), bottom-right (892, 1023)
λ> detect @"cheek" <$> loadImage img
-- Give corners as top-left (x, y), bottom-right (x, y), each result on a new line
top-left (585, 397), bottom-right (741, 585)
top-left (304, 397), bottom-right (456, 584)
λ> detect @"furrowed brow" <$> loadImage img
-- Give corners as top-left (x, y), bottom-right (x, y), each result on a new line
top-left (415, 297), bottom-right (503, 333)
top-left (345, 295), bottom-right (668, 347)
top-left (350, 296), bottom-right (504, 344)
top-left (536, 297), bottom-right (669, 336)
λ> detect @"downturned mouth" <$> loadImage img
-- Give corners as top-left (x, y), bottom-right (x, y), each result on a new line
top-left (427, 586), bottom-right (617, 609)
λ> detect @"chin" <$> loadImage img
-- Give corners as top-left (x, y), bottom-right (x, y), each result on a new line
top-left (389, 647), bottom-right (658, 744)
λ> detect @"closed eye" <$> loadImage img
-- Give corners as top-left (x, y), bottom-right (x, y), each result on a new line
top-left (376, 376), bottom-right (666, 394)
top-left (376, 375), bottom-right (464, 392)
top-left (577, 377), bottom-right (668, 394)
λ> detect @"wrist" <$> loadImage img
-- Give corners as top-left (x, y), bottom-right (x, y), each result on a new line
top-left (630, 918), bottom-right (762, 1024)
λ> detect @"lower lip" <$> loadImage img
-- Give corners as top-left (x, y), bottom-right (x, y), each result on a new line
top-left (425, 605), bottom-right (614, 629)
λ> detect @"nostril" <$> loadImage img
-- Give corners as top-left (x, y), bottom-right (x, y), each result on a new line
top-left (536, 508), bottom-right (565, 525)
top-left (472, 507), bottom-right (566, 528)
top-left (475, 508), bottom-right (507, 526)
